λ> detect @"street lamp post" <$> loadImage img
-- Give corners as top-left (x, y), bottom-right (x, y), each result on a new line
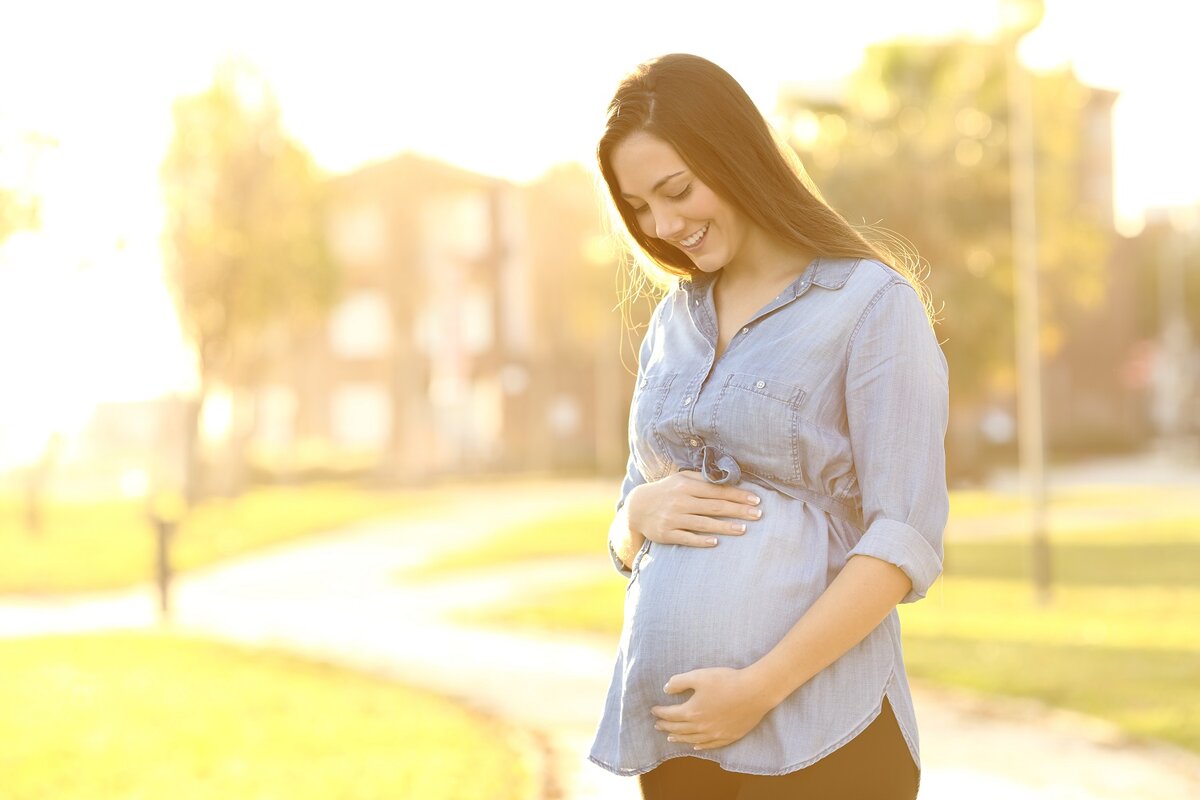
top-left (1003, 0), bottom-right (1053, 605)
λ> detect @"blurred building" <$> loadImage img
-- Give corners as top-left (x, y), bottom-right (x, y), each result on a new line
top-left (245, 153), bottom-right (637, 484)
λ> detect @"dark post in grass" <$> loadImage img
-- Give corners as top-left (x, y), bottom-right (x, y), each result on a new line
top-left (147, 490), bottom-right (186, 622)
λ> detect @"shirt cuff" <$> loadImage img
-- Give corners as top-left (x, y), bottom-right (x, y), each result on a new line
top-left (609, 537), bottom-right (633, 578)
top-left (846, 518), bottom-right (942, 603)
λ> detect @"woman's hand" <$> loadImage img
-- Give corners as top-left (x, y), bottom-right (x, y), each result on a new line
top-left (651, 667), bottom-right (774, 751)
top-left (626, 469), bottom-right (762, 548)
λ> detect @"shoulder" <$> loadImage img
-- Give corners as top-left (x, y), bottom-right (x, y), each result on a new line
top-left (636, 288), bottom-right (681, 353)
top-left (660, 275), bottom-right (701, 324)
top-left (825, 258), bottom-right (920, 319)
top-left (809, 257), bottom-right (917, 325)
top-left (827, 257), bottom-right (908, 297)
top-left (842, 262), bottom-right (943, 367)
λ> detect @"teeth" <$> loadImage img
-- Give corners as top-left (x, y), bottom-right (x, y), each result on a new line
top-left (681, 223), bottom-right (709, 247)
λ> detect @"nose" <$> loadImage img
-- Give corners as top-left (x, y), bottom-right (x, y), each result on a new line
top-left (651, 206), bottom-right (686, 241)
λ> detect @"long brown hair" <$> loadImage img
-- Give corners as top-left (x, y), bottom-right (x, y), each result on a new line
top-left (596, 53), bottom-right (935, 325)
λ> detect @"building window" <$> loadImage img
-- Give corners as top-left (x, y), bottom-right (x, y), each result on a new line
top-left (329, 290), bottom-right (392, 359)
top-left (330, 383), bottom-right (392, 448)
top-left (421, 192), bottom-right (491, 262)
top-left (328, 205), bottom-right (387, 266)
top-left (255, 385), bottom-right (298, 448)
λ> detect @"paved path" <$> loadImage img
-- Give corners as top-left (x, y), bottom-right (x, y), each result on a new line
top-left (3, 472), bottom-right (1200, 798)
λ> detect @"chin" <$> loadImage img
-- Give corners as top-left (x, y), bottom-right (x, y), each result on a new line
top-left (691, 255), bottom-right (726, 274)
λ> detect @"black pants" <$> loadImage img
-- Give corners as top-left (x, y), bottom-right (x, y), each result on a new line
top-left (638, 697), bottom-right (920, 800)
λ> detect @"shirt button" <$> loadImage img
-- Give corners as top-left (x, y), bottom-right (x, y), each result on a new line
top-left (694, 298), bottom-right (700, 305)
top-left (689, 438), bottom-right (700, 446)
top-left (683, 396), bottom-right (692, 405)
top-left (640, 378), bottom-right (648, 388)
top-left (741, 326), bottom-right (749, 334)
top-left (755, 380), bottom-right (766, 389)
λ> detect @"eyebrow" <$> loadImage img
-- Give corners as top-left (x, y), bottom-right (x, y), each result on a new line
top-left (620, 170), bottom-right (686, 200)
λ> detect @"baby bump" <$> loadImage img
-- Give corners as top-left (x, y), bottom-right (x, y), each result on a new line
top-left (621, 510), bottom-right (831, 676)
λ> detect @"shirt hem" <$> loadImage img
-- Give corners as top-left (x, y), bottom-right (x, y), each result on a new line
top-left (589, 679), bottom-right (916, 778)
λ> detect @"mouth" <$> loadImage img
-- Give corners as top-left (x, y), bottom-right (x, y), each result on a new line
top-left (677, 222), bottom-right (710, 251)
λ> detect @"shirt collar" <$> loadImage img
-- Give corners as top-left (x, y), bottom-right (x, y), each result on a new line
top-left (678, 256), bottom-right (861, 301)
top-left (804, 257), bottom-right (859, 293)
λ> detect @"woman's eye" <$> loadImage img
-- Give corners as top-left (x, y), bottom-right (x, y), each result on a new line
top-left (669, 185), bottom-right (692, 200)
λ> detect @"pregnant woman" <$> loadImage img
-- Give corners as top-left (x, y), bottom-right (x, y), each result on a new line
top-left (588, 54), bottom-right (950, 800)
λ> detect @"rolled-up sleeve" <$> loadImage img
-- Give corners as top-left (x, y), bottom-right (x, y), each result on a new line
top-left (844, 279), bottom-right (950, 603)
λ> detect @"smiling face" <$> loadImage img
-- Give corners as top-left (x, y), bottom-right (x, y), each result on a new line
top-left (610, 130), bottom-right (758, 276)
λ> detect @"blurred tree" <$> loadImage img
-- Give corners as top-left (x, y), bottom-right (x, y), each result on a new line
top-left (161, 60), bottom-right (337, 501)
top-left (0, 131), bottom-right (50, 243)
top-left (21, 433), bottom-right (62, 538)
top-left (523, 163), bottom-right (613, 349)
top-left (0, 187), bottom-right (38, 243)
top-left (520, 163), bottom-right (631, 472)
top-left (2, 131), bottom-right (53, 531)
top-left (779, 39), bottom-right (1114, 479)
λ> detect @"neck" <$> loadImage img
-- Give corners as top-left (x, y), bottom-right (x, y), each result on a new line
top-left (721, 228), bottom-right (816, 290)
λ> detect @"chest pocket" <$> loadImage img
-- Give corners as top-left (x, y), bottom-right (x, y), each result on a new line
top-left (630, 370), bottom-right (677, 480)
top-left (712, 372), bottom-right (808, 484)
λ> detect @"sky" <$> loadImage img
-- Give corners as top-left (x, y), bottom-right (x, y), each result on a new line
top-left (0, 0), bottom-right (1197, 468)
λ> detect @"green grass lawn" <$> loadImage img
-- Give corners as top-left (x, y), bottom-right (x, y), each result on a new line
top-left (0, 484), bottom-right (458, 595)
top-left (944, 484), bottom-right (1188, 520)
top-left (400, 505), bottom-right (617, 581)
top-left (0, 631), bottom-right (535, 800)
top-left (441, 485), bottom-right (1200, 755)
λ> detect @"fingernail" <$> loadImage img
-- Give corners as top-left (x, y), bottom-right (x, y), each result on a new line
top-left (751, 508), bottom-right (762, 518)
top-left (667, 736), bottom-right (676, 742)
top-left (747, 494), bottom-right (760, 504)
top-left (708, 537), bottom-right (718, 545)
top-left (734, 523), bottom-right (746, 532)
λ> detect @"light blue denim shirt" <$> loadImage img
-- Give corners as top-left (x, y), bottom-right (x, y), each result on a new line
top-left (589, 256), bottom-right (950, 778)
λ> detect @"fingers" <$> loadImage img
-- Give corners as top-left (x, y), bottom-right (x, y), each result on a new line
top-left (666, 471), bottom-right (762, 512)
top-left (671, 529), bottom-right (724, 548)
top-left (688, 476), bottom-right (761, 504)
top-left (690, 497), bottom-right (763, 524)
top-left (644, 473), bottom-right (766, 548)
top-left (655, 724), bottom-right (726, 748)
top-left (679, 513), bottom-right (748, 537)
top-left (671, 495), bottom-right (763, 543)
top-left (671, 481), bottom-right (762, 520)
top-left (675, 488), bottom-right (743, 539)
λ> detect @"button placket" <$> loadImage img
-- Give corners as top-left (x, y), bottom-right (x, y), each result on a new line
top-left (673, 370), bottom-right (708, 447)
